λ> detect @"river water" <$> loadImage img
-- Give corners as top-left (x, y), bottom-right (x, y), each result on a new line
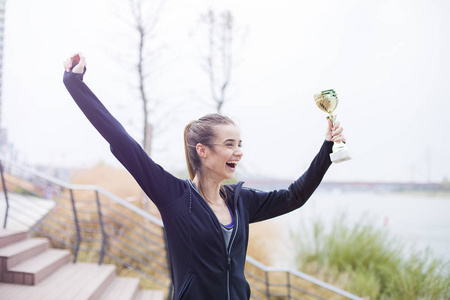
top-left (251, 188), bottom-right (450, 267)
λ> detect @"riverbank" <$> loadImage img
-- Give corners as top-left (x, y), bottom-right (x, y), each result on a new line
top-left (263, 190), bottom-right (450, 266)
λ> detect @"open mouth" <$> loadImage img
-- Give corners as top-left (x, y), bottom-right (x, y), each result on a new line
top-left (226, 161), bottom-right (238, 169)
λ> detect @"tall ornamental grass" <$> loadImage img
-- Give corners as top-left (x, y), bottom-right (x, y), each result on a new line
top-left (293, 214), bottom-right (450, 300)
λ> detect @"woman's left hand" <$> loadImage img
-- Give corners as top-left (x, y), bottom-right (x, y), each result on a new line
top-left (325, 119), bottom-right (346, 143)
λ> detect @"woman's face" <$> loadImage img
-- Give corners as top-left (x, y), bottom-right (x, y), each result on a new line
top-left (201, 124), bottom-right (243, 182)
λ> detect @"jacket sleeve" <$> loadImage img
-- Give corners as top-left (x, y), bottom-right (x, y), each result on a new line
top-left (63, 70), bottom-right (185, 209)
top-left (243, 140), bottom-right (333, 223)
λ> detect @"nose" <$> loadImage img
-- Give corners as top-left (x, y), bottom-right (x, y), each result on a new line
top-left (234, 147), bottom-right (244, 157)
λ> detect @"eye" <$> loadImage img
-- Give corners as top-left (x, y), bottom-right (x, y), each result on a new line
top-left (226, 143), bottom-right (234, 148)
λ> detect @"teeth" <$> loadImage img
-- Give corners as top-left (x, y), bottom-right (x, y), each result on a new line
top-left (227, 161), bottom-right (239, 166)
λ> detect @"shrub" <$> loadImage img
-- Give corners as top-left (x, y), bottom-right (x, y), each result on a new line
top-left (293, 214), bottom-right (450, 300)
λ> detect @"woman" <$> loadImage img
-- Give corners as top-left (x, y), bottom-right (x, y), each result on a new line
top-left (63, 53), bottom-right (345, 300)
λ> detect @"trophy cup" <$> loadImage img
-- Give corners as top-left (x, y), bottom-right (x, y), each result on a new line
top-left (314, 89), bottom-right (351, 163)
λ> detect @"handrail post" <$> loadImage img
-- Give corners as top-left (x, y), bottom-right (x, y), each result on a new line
top-left (70, 189), bottom-right (81, 263)
top-left (287, 271), bottom-right (291, 299)
top-left (95, 190), bottom-right (107, 265)
top-left (0, 161), bottom-right (9, 229)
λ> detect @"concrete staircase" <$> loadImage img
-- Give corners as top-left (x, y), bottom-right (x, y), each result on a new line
top-left (0, 230), bottom-right (165, 300)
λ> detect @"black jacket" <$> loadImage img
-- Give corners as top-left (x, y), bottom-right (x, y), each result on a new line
top-left (63, 70), bottom-right (333, 299)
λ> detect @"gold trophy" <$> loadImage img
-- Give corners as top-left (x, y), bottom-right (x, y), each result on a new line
top-left (314, 89), bottom-right (351, 163)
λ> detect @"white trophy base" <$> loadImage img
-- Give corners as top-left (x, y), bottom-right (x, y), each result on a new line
top-left (330, 149), bottom-right (352, 163)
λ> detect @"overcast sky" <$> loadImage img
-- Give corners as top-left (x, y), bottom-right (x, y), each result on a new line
top-left (2, 0), bottom-right (450, 183)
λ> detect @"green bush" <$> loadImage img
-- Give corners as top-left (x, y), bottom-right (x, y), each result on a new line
top-left (293, 214), bottom-right (450, 300)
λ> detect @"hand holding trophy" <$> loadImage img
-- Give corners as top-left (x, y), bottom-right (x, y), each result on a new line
top-left (314, 89), bottom-right (352, 163)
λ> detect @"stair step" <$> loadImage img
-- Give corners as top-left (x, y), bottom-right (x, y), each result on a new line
top-left (0, 263), bottom-right (116, 299)
top-left (99, 277), bottom-right (140, 300)
top-left (53, 263), bottom-right (116, 300)
top-left (0, 238), bottom-right (48, 270)
top-left (0, 230), bottom-right (27, 248)
top-left (135, 289), bottom-right (166, 300)
top-left (5, 248), bottom-right (70, 285)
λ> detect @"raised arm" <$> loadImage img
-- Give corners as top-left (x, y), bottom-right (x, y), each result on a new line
top-left (62, 53), bottom-right (185, 208)
top-left (244, 120), bottom-right (346, 222)
top-left (63, 54), bottom-right (129, 145)
top-left (243, 140), bottom-right (332, 223)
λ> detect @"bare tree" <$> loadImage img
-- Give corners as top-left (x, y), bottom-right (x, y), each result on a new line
top-left (200, 9), bottom-right (236, 113)
top-left (109, 0), bottom-right (165, 156)
top-left (129, 0), bottom-right (165, 155)
top-left (105, 0), bottom-right (167, 214)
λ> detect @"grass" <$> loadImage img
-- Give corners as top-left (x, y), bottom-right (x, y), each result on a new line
top-left (293, 214), bottom-right (450, 299)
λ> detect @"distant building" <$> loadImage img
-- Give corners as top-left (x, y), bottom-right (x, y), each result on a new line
top-left (0, 0), bottom-right (6, 154)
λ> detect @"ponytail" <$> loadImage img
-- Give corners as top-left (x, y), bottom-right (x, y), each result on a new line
top-left (184, 121), bottom-right (196, 180)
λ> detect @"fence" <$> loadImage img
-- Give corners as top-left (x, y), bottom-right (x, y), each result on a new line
top-left (0, 159), bottom-right (363, 300)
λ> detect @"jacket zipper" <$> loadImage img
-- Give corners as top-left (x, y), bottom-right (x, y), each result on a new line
top-left (227, 208), bottom-right (238, 300)
top-left (187, 180), bottom-right (239, 300)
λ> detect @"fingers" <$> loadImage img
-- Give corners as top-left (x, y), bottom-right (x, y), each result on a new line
top-left (72, 52), bottom-right (86, 74)
top-left (63, 52), bottom-right (86, 74)
top-left (331, 121), bottom-right (340, 131)
top-left (70, 53), bottom-right (79, 60)
top-left (332, 133), bottom-right (346, 143)
top-left (330, 121), bottom-right (346, 143)
top-left (332, 125), bottom-right (343, 136)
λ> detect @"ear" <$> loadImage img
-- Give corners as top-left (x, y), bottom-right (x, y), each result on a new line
top-left (196, 143), bottom-right (207, 158)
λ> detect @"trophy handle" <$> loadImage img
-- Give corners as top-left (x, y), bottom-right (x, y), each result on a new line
top-left (326, 114), bottom-right (337, 124)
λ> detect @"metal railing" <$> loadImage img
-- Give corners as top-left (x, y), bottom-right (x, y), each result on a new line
top-left (0, 159), bottom-right (363, 300)
top-left (245, 257), bottom-right (364, 300)
top-left (0, 159), bottom-right (171, 296)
